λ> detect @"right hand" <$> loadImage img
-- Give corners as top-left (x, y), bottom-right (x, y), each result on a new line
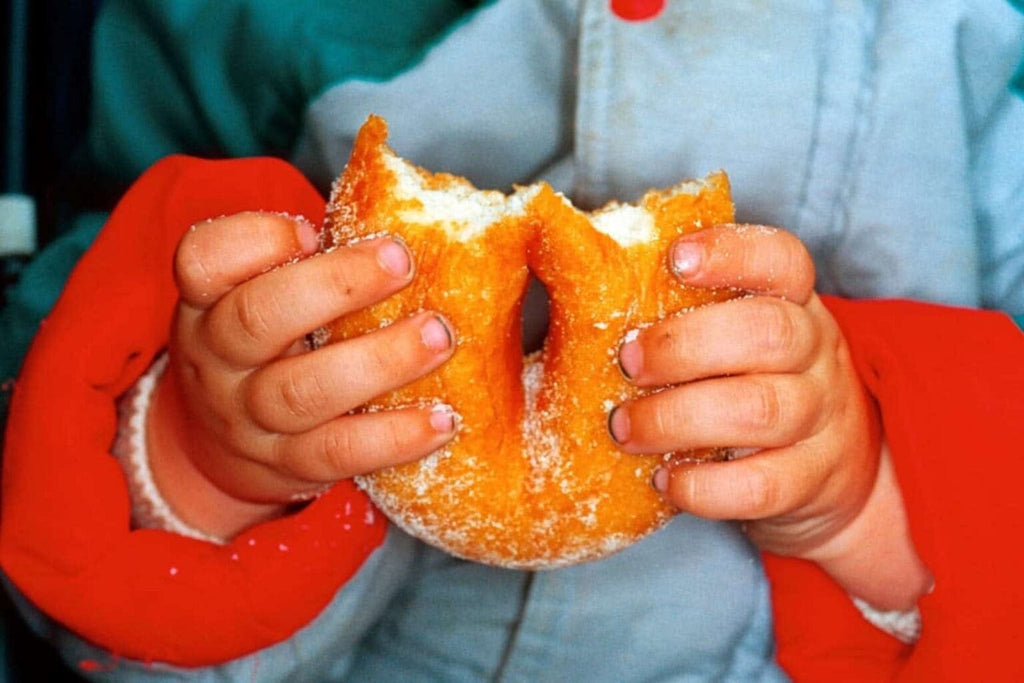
top-left (147, 212), bottom-right (458, 539)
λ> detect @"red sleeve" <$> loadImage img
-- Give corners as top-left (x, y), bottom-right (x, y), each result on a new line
top-left (0, 156), bottom-right (386, 666)
top-left (767, 297), bottom-right (1024, 681)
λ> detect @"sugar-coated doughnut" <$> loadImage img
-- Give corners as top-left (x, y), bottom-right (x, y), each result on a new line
top-left (321, 116), bottom-right (736, 569)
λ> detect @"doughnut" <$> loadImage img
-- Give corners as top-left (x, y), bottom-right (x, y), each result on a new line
top-left (320, 116), bottom-right (737, 569)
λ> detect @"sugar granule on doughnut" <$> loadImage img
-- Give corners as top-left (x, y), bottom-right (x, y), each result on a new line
top-left (320, 116), bottom-right (737, 569)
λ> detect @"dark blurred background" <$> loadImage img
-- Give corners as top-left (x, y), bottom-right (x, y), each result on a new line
top-left (2, 3), bottom-right (101, 679)
top-left (2, 0), bottom-right (102, 251)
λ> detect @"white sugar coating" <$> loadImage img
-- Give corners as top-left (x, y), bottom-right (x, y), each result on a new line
top-left (382, 153), bottom-right (538, 241)
top-left (307, 326), bottom-right (330, 350)
top-left (359, 474), bottom-right (472, 555)
top-left (589, 204), bottom-right (655, 247)
top-left (354, 442), bottom-right (470, 544)
top-left (503, 532), bottom-right (637, 570)
top-left (520, 356), bottom-right (565, 495)
top-left (355, 355), bottom-right (647, 570)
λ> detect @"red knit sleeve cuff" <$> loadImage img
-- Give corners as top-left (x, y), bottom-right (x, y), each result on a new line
top-left (0, 156), bottom-right (386, 667)
top-left (767, 296), bottom-right (1024, 681)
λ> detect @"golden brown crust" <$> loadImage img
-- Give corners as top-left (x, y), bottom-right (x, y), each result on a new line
top-left (322, 116), bottom-right (736, 568)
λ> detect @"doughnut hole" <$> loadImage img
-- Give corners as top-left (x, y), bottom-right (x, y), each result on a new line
top-left (521, 275), bottom-right (551, 354)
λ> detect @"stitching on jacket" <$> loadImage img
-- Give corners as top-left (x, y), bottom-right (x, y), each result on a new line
top-left (573, 0), bottom-right (613, 209)
top-left (827, 1), bottom-right (883, 288)
top-left (792, 8), bottom-right (830, 242)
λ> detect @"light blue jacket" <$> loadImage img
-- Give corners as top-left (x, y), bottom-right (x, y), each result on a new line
top-left (298, 0), bottom-right (1024, 312)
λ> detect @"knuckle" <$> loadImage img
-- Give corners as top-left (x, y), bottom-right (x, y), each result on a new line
top-left (375, 419), bottom-right (408, 458)
top-left (802, 309), bottom-right (826, 360)
top-left (817, 308), bottom-right (844, 357)
top-left (279, 425), bottom-right (360, 481)
top-left (358, 336), bottom-right (397, 379)
top-left (320, 427), bottom-right (359, 477)
top-left (635, 393), bottom-right (689, 451)
top-left (781, 234), bottom-right (816, 300)
top-left (648, 400), bottom-right (675, 443)
top-left (741, 466), bottom-right (780, 515)
top-left (747, 379), bottom-right (784, 433)
top-left (755, 300), bottom-right (799, 360)
top-left (651, 325), bottom-right (682, 357)
top-left (649, 325), bottom-right (689, 374)
top-left (232, 288), bottom-right (273, 346)
top-left (324, 258), bottom-right (365, 305)
top-left (277, 369), bottom-right (329, 425)
top-left (318, 416), bottom-right (408, 478)
top-left (798, 377), bottom-right (826, 433)
top-left (676, 470), bottom-right (702, 509)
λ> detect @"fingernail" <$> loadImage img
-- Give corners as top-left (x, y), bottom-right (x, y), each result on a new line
top-left (295, 219), bottom-right (320, 255)
top-left (420, 315), bottom-right (453, 352)
top-left (671, 240), bottom-right (703, 278)
top-left (618, 331), bottom-right (643, 380)
top-left (429, 404), bottom-right (459, 434)
top-left (651, 466), bottom-right (670, 493)
top-left (607, 405), bottom-right (631, 444)
top-left (725, 447), bottom-right (761, 460)
top-left (377, 238), bottom-right (413, 278)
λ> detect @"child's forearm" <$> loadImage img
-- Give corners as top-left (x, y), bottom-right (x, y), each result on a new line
top-left (805, 442), bottom-right (933, 612)
top-left (146, 363), bottom-right (288, 540)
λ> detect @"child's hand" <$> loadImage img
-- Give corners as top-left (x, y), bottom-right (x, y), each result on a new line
top-left (146, 213), bottom-right (458, 538)
top-left (611, 225), bottom-right (932, 611)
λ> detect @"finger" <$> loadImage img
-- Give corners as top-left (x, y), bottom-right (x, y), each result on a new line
top-left (654, 443), bottom-right (828, 520)
top-left (608, 374), bottom-right (823, 453)
top-left (273, 404), bottom-right (460, 482)
top-left (670, 224), bottom-right (816, 304)
top-left (175, 212), bottom-right (320, 308)
top-left (245, 312), bottom-right (455, 433)
top-left (618, 296), bottom-right (819, 386)
top-left (202, 236), bottom-right (415, 367)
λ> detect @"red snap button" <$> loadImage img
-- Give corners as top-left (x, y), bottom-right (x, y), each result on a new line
top-left (611, 0), bottom-right (665, 21)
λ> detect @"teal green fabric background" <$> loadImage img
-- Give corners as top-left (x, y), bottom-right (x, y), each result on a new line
top-left (88, 0), bottom-right (479, 181)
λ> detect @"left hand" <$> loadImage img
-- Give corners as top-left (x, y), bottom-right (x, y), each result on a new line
top-left (609, 224), bottom-right (932, 610)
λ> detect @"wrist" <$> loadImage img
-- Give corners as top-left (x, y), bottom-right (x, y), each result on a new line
top-left (808, 441), bottom-right (933, 612)
top-left (146, 357), bottom-right (288, 539)
top-left (113, 354), bottom-right (225, 542)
